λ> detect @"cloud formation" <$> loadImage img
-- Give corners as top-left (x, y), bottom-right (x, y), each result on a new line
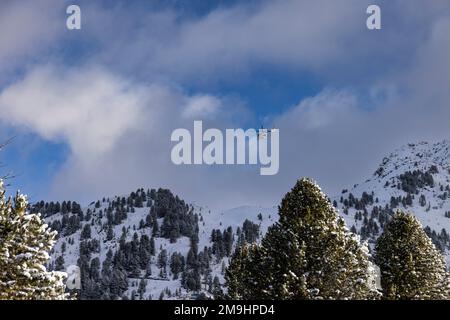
top-left (72, 0), bottom-right (450, 86)
top-left (2, 0), bottom-right (450, 210)
top-left (0, 0), bottom-right (66, 82)
top-left (0, 66), bottom-right (148, 157)
top-left (0, 65), bottom-right (253, 207)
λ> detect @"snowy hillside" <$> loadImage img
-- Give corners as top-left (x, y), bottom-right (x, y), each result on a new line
top-left (334, 140), bottom-right (450, 263)
top-left (37, 190), bottom-right (276, 300)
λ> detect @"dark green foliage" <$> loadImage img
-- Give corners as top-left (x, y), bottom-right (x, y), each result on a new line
top-left (226, 178), bottom-right (379, 300)
top-left (397, 168), bottom-right (435, 194)
top-left (375, 211), bottom-right (450, 300)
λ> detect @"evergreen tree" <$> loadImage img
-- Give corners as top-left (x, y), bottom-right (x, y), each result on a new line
top-left (54, 255), bottom-right (65, 271)
top-left (139, 235), bottom-right (151, 269)
top-left (170, 252), bottom-right (184, 279)
top-left (0, 181), bottom-right (67, 299)
top-left (80, 224), bottom-right (91, 240)
top-left (145, 260), bottom-right (152, 278)
top-left (212, 275), bottom-right (223, 298)
top-left (90, 258), bottom-right (100, 283)
top-left (106, 224), bottom-right (114, 241)
top-left (110, 266), bottom-right (128, 299)
top-left (375, 211), bottom-right (450, 300)
top-left (226, 178), bottom-right (380, 300)
top-left (157, 249), bottom-right (168, 269)
top-left (150, 236), bottom-right (156, 256)
top-left (138, 278), bottom-right (147, 300)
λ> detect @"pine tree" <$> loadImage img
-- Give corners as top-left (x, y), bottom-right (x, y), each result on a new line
top-left (54, 256), bottom-right (65, 271)
top-left (0, 181), bottom-right (68, 299)
top-left (158, 249), bottom-right (168, 269)
top-left (106, 224), bottom-right (114, 241)
top-left (80, 224), bottom-right (91, 240)
top-left (226, 178), bottom-right (380, 300)
top-left (145, 260), bottom-right (152, 278)
top-left (212, 275), bottom-right (223, 298)
top-left (375, 211), bottom-right (450, 300)
top-left (138, 278), bottom-right (147, 300)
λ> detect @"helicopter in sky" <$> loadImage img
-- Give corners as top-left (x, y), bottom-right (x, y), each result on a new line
top-left (257, 125), bottom-right (272, 140)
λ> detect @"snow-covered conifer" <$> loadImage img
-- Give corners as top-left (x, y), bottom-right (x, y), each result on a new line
top-left (226, 178), bottom-right (380, 299)
top-left (375, 211), bottom-right (450, 299)
top-left (0, 180), bottom-right (67, 299)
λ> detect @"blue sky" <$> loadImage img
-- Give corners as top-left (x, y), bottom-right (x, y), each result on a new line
top-left (1, 0), bottom-right (450, 209)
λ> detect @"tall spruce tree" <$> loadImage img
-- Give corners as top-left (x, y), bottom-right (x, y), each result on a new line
top-left (375, 211), bottom-right (450, 300)
top-left (0, 180), bottom-right (68, 299)
top-left (226, 178), bottom-right (380, 299)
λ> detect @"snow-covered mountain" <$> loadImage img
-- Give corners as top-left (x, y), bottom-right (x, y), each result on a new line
top-left (38, 190), bottom-right (276, 300)
top-left (39, 140), bottom-right (450, 299)
top-left (335, 140), bottom-right (450, 263)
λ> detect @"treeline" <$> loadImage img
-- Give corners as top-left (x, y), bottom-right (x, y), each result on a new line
top-left (30, 200), bottom-right (83, 217)
top-left (73, 217), bottom-right (256, 299)
top-left (44, 186), bottom-right (264, 300)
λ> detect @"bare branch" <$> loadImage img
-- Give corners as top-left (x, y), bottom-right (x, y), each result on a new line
top-left (1, 136), bottom-right (17, 182)
top-left (0, 136), bottom-right (16, 150)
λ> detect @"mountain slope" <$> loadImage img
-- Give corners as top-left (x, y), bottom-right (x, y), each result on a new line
top-left (38, 190), bottom-right (276, 300)
top-left (334, 140), bottom-right (450, 263)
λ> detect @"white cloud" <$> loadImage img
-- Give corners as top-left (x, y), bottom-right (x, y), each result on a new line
top-left (265, 12), bottom-right (450, 198)
top-left (182, 95), bottom-right (221, 119)
top-left (278, 89), bottom-right (359, 130)
top-left (0, 0), bottom-right (65, 81)
top-left (0, 65), bottom-right (148, 158)
top-left (2, 0), bottom-right (450, 210)
top-left (77, 0), bottom-right (376, 83)
top-left (0, 64), bottom-right (252, 207)
top-left (74, 0), bottom-right (450, 86)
